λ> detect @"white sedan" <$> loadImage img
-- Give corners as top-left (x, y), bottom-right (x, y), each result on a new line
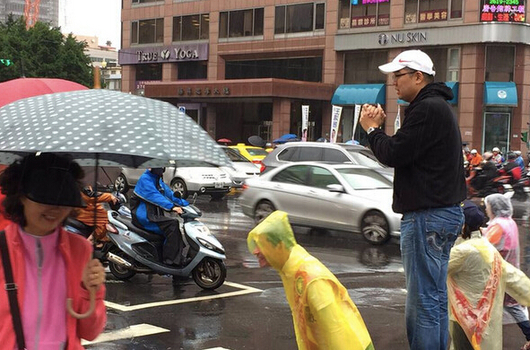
top-left (239, 162), bottom-right (401, 245)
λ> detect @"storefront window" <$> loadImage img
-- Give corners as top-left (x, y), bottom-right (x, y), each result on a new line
top-left (485, 45), bottom-right (515, 81)
top-left (404, 0), bottom-right (461, 23)
top-left (225, 57), bottom-right (322, 82)
top-left (338, 0), bottom-right (390, 28)
top-left (275, 3), bottom-right (325, 34)
top-left (135, 64), bottom-right (162, 81)
top-left (178, 61), bottom-right (208, 80)
top-left (131, 18), bottom-right (164, 44)
top-left (423, 47), bottom-right (449, 81)
top-left (173, 14), bottom-right (210, 41)
top-left (344, 51), bottom-right (387, 83)
top-left (483, 111), bottom-right (511, 154)
top-left (219, 8), bottom-right (264, 39)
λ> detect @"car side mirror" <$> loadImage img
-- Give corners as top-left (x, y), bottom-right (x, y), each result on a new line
top-left (327, 184), bottom-right (345, 193)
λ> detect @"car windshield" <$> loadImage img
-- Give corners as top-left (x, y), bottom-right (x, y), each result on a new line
top-left (344, 149), bottom-right (386, 168)
top-left (337, 168), bottom-right (392, 190)
top-left (224, 148), bottom-right (250, 162)
top-left (246, 148), bottom-right (269, 156)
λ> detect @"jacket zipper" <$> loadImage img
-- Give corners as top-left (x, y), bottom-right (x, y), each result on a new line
top-left (34, 238), bottom-right (43, 350)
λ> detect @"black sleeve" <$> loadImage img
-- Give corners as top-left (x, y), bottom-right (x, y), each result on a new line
top-left (368, 105), bottom-right (430, 168)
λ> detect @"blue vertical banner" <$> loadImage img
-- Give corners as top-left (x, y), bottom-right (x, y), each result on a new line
top-left (351, 0), bottom-right (358, 5)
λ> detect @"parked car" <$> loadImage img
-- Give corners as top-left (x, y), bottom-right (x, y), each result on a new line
top-left (114, 161), bottom-right (232, 199)
top-left (229, 143), bottom-right (270, 165)
top-left (239, 162), bottom-right (401, 245)
top-left (260, 142), bottom-right (393, 180)
top-left (221, 146), bottom-right (260, 188)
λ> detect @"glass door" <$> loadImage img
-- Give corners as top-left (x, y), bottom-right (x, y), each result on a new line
top-left (483, 112), bottom-right (510, 154)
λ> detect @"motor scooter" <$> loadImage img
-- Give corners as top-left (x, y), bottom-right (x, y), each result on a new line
top-left (103, 195), bottom-right (227, 290)
top-left (466, 167), bottom-right (513, 198)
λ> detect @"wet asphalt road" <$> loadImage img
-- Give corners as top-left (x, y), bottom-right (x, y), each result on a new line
top-left (85, 192), bottom-right (530, 349)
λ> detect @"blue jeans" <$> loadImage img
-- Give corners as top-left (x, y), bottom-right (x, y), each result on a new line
top-left (401, 205), bottom-right (464, 350)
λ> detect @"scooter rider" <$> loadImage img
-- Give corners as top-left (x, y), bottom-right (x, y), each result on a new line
top-left (130, 168), bottom-right (189, 265)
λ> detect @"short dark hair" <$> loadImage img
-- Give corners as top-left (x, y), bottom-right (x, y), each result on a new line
top-left (422, 72), bottom-right (434, 83)
top-left (0, 153), bottom-right (84, 226)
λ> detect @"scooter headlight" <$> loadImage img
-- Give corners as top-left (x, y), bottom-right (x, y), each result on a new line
top-left (198, 238), bottom-right (225, 255)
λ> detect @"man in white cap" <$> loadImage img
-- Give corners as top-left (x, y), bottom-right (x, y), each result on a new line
top-left (492, 146), bottom-right (504, 167)
top-left (359, 50), bottom-right (466, 350)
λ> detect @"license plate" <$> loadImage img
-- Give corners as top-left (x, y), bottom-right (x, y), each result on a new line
top-left (214, 182), bottom-right (223, 188)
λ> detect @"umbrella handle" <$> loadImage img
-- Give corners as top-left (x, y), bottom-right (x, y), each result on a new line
top-left (66, 287), bottom-right (96, 319)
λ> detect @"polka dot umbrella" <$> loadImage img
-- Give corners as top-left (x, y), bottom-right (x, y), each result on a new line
top-left (0, 89), bottom-right (231, 168)
top-left (0, 89), bottom-right (233, 319)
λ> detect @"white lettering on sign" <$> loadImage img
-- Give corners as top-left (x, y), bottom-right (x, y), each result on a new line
top-left (174, 48), bottom-right (199, 60)
top-left (136, 51), bottom-right (159, 62)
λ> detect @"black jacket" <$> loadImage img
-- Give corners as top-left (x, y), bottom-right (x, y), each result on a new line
top-left (368, 82), bottom-right (466, 213)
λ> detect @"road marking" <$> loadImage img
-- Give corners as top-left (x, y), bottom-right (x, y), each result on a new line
top-left (105, 281), bottom-right (262, 312)
top-left (81, 323), bottom-right (169, 345)
top-left (203, 348), bottom-right (232, 350)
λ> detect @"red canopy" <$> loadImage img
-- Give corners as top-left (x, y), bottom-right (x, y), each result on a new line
top-left (0, 77), bottom-right (88, 107)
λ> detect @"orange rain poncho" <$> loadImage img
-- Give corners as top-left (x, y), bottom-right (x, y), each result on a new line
top-left (76, 190), bottom-right (115, 241)
top-left (447, 231), bottom-right (530, 350)
top-left (247, 211), bottom-right (374, 350)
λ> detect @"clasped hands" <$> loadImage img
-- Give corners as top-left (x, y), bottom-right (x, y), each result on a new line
top-left (359, 104), bottom-right (386, 131)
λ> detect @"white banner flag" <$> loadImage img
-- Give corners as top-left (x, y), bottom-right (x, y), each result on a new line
top-left (352, 104), bottom-right (361, 142)
top-left (330, 105), bottom-right (342, 143)
top-left (301, 105), bottom-right (309, 142)
top-left (394, 105), bottom-right (401, 135)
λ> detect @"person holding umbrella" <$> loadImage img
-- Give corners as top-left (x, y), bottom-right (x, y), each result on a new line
top-left (0, 153), bottom-right (106, 349)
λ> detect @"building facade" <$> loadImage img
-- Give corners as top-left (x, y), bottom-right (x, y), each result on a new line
top-left (119, 0), bottom-right (530, 153)
top-left (1, 0), bottom-right (59, 26)
top-left (76, 35), bottom-right (122, 91)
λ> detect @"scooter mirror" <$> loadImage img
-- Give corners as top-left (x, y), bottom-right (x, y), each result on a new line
top-left (173, 190), bottom-right (182, 198)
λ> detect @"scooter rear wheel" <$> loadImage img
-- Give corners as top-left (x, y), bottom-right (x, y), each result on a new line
top-left (192, 258), bottom-right (226, 290)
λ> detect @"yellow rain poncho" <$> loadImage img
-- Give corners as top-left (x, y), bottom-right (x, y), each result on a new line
top-left (447, 231), bottom-right (530, 350)
top-left (247, 211), bottom-right (374, 350)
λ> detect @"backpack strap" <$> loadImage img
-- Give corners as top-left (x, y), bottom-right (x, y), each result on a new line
top-left (0, 230), bottom-right (26, 349)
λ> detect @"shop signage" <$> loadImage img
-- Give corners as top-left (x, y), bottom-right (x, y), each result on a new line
top-left (176, 86), bottom-right (231, 96)
top-left (378, 31), bottom-right (427, 45)
top-left (119, 43), bottom-right (209, 65)
top-left (480, 0), bottom-right (525, 22)
top-left (135, 80), bottom-right (160, 90)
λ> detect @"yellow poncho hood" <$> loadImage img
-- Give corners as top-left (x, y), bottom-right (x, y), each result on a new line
top-left (247, 210), bottom-right (297, 271)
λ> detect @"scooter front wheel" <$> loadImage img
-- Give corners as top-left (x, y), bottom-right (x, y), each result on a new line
top-left (192, 258), bottom-right (226, 290)
top-left (109, 250), bottom-right (136, 280)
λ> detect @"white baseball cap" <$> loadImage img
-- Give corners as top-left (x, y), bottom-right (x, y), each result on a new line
top-left (379, 50), bottom-right (436, 76)
top-left (471, 149), bottom-right (477, 154)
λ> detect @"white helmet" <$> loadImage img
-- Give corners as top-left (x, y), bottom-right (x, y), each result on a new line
top-left (492, 147), bottom-right (500, 152)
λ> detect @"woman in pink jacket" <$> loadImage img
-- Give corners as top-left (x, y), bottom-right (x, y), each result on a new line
top-left (0, 153), bottom-right (106, 349)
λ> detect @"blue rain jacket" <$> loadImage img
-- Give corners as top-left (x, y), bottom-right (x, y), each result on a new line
top-left (131, 170), bottom-right (188, 235)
